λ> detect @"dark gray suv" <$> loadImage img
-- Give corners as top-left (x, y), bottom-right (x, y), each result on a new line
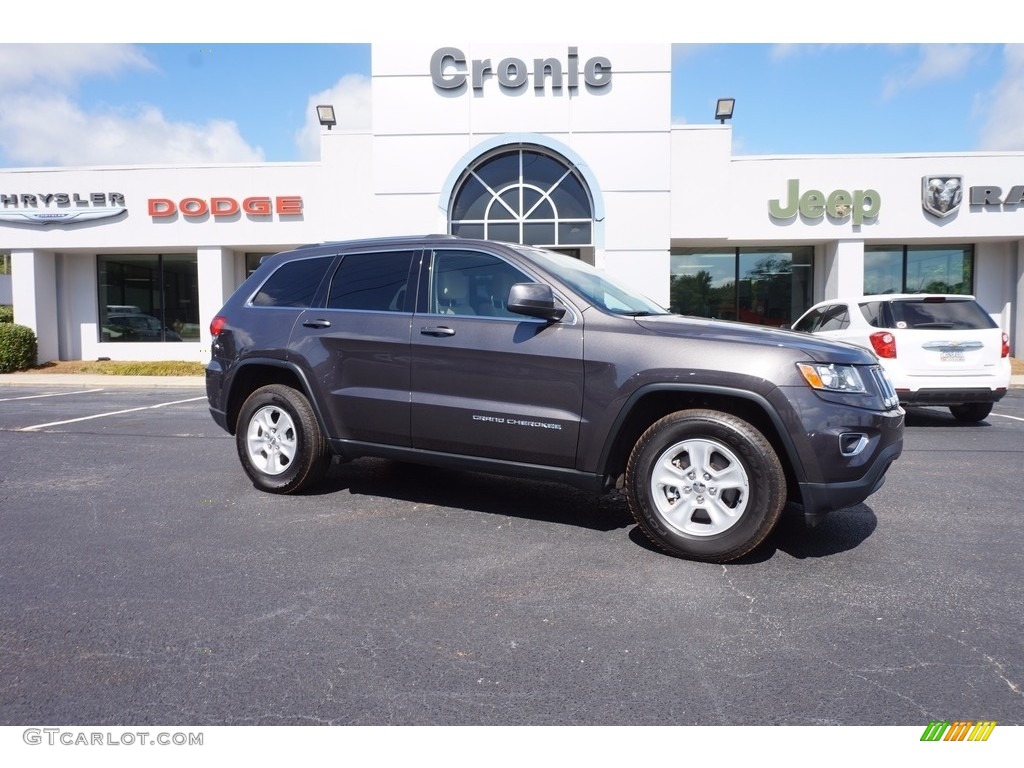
top-left (206, 235), bottom-right (904, 562)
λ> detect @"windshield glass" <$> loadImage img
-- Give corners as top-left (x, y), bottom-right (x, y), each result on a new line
top-left (512, 245), bottom-right (668, 315)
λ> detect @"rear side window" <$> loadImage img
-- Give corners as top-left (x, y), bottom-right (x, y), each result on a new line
top-left (327, 251), bottom-right (415, 311)
top-left (251, 256), bottom-right (335, 308)
top-left (792, 306), bottom-right (826, 333)
top-left (817, 304), bottom-right (850, 332)
top-left (888, 298), bottom-right (997, 330)
top-left (858, 301), bottom-right (885, 327)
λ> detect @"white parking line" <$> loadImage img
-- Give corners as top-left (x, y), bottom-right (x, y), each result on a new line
top-left (0, 388), bottom-right (104, 402)
top-left (19, 396), bottom-right (207, 432)
top-left (991, 412), bottom-right (1024, 423)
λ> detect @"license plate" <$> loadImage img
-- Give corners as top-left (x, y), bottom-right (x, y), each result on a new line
top-left (940, 350), bottom-right (965, 362)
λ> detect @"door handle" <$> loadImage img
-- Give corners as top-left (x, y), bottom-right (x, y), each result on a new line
top-left (420, 326), bottom-right (456, 337)
top-left (302, 319), bottom-right (332, 329)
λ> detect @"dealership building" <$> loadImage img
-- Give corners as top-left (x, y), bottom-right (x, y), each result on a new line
top-left (3, 43), bottom-right (1024, 362)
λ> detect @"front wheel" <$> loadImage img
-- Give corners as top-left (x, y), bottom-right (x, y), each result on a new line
top-left (625, 410), bottom-right (786, 562)
top-left (235, 384), bottom-right (331, 494)
top-left (949, 403), bottom-right (992, 423)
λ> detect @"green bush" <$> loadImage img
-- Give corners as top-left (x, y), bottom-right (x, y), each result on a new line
top-left (0, 323), bottom-right (37, 373)
top-left (0, 305), bottom-right (13, 324)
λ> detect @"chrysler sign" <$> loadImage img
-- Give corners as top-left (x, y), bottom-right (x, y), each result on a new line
top-left (0, 192), bottom-right (126, 226)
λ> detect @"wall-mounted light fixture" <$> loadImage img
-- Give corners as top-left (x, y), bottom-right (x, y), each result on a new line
top-left (316, 104), bottom-right (337, 130)
top-left (715, 98), bottom-right (735, 124)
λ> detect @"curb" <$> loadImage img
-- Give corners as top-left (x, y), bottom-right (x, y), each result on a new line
top-left (0, 373), bottom-right (205, 388)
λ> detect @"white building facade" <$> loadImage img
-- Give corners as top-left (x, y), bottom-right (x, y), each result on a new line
top-left (3, 43), bottom-right (1023, 362)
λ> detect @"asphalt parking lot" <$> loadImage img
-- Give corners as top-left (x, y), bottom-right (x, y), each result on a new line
top-left (0, 381), bottom-right (1022, 728)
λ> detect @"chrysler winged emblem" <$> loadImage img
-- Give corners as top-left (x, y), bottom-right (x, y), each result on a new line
top-left (922, 175), bottom-right (963, 218)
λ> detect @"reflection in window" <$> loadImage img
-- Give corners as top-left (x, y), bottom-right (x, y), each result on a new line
top-left (865, 245), bottom-right (973, 294)
top-left (670, 247), bottom-right (813, 327)
top-left (97, 254), bottom-right (199, 342)
top-left (450, 147), bottom-right (593, 249)
top-left (327, 251), bottom-right (413, 312)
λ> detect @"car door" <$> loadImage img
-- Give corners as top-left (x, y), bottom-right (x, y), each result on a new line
top-left (289, 248), bottom-right (417, 446)
top-left (409, 247), bottom-right (585, 468)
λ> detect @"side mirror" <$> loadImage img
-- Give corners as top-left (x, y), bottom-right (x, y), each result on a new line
top-left (507, 283), bottom-right (566, 322)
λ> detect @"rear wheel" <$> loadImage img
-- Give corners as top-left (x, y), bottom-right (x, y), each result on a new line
top-left (625, 410), bottom-right (786, 562)
top-left (236, 384), bottom-right (331, 493)
top-left (949, 402), bottom-right (993, 422)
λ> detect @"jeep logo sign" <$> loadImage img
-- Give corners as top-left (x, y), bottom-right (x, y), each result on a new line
top-left (430, 46), bottom-right (612, 93)
top-left (768, 179), bottom-right (881, 225)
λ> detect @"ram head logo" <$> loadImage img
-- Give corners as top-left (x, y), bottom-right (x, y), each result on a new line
top-left (922, 175), bottom-right (963, 218)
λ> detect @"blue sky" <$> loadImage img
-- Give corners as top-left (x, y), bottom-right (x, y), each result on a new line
top-left (2, 3), bottom-right (1022, 167)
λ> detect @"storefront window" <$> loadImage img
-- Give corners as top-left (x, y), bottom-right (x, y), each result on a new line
top-left (449, 146), bottom-right (593, 249)
top-left (670, 247), bottom-right (813, 327)
top-left (865, 245), bottom-right (974, 295)
top-left (97, 254), bottom-right (199, 342)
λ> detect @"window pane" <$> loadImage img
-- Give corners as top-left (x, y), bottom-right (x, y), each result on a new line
top-left (487, 223), bottom-right (520, 244)
top-left (474, 152), bottom-right (520, 191)
top-left (738, 249), bottom-right (807, 327)
top-left (557, 221), bottom-right (590, 245)
top-left (450, 222), bottom-right (483, 239)
top-left (451, 175), bottom-right (491, 221)
top-left (523, 222), bottom-right (555, 246)
top-left (864, 248), bottom-right (903, 294)
top-left (431, 250), bottom-right (528, 317)
top-left (327, 251), bottom-right (413, 311)
top-left (251, 256), bottom-right (333, 308)
top-left (670, 250), bottom-right (736, 319)
top-left (97, 254), bottom-right (197, 343)
top-left (161, 254), bottom-right (200, 340)
top-left (905, 246), bottom-right (973, 294)
top-left (548, 176), bottom-right (591, 219)
top-left (521, 152), bottom-right (568, 189)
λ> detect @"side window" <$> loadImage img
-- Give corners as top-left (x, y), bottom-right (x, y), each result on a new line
top-left (327, 251), bottom-right (414, 312)
top-left (817, 304), bottom-right (850, 332)
top-left (792, 307), bottom-right (825, 333)
top-left (430, 250), bottom-right (530, 318)
top-left (859, 301), bottom-right (883, 327)
top-left (251, 256), bottom-right (335, 308)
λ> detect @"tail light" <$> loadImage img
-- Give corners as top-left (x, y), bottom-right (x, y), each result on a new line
top-left (210, 315), bottom-right (227, 337)
top-left (1002, 332), bottom-right (1010, 358)
top-left (869, 331), bottom-right (897, 359)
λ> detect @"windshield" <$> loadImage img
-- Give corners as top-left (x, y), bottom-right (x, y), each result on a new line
top-left (512, 245), bottom-right (668, 315)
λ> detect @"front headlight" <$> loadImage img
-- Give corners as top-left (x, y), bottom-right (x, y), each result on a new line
top-left (797, 362), bottom-right (867, 394)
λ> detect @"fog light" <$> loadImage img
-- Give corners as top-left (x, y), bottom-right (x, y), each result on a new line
top-left (839, 432), bottom-right (868, 457)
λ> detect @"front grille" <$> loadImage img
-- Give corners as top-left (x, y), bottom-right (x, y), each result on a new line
top-left (868, 365), bottom-right (900, 409)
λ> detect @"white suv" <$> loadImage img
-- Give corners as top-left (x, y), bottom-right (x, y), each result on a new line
top-left (791, 294), bottom-right (1010, 422)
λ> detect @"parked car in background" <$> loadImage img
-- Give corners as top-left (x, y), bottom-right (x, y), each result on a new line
top-left (790, 294), bottom-right (1010, 422)
top-left (103, 313), bottom-right (183, 342)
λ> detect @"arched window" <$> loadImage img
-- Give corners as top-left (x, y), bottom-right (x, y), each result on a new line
top-left (449, 147), bottom-right (593, 249)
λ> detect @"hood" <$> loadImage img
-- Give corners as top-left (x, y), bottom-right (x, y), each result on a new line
top-left (634, 314), bottom-right (878, 365)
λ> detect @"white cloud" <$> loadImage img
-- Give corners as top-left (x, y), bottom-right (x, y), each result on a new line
top-left (0, 93), bottom-right (265, 166)
top-left (294, 74), bottom-right (373, 160)
top-left (977, 45), bottom-right (1024, 151)
top-left (0, 44), bottom-right (153, 93)
top-left (0, 43), bottom-right (265, 166)
top-left (880, 44), bottom-right (979, 100)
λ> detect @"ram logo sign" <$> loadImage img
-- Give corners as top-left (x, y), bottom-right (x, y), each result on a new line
top-left (922, 175), bottom-right (963, 218)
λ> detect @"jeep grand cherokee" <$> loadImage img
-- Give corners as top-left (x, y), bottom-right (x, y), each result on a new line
top-left (207, 235), bottom-right (904, 562)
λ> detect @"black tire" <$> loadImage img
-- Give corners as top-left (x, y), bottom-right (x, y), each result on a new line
top-left (235, 384), bottom-right (331, 494)
top-left (949, 403), bottom-right (993, 422)
top-left (625, 409), bottom-right (786, 563)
